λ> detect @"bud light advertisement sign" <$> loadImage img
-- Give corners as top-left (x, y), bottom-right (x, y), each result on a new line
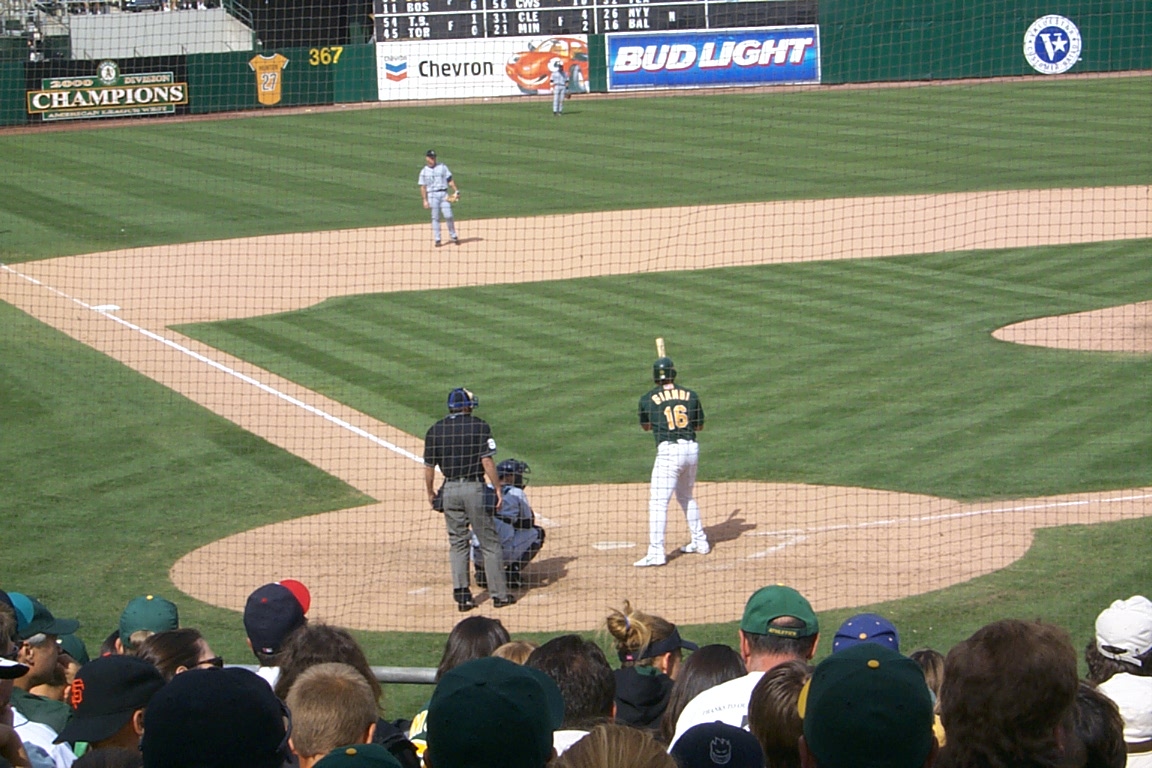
top-left (606, 26), bottom-right (820, 91)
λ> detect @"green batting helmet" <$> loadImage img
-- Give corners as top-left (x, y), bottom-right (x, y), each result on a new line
top-left (653, 357), bottom-right (676, 383)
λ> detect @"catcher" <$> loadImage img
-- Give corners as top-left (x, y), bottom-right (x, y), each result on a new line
top-left (471, 459), bottom-right (546, 589)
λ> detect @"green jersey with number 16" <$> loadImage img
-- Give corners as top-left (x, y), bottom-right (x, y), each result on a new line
top-left (639, 383), bottom-right (704, 444)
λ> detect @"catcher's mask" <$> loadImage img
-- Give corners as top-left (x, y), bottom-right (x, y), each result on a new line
top-left (653, 357), bottom-right (676, 383)
top-left (447, 387), bottom-right (478, 411)
top-left (497, 458), bottom-right (531, 488)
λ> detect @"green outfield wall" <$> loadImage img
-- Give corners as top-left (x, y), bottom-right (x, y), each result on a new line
top-left (0, 61), bottom-right (22, 126)
top-left (818, 0), bottom-right (1152, 83)
top-left (187, 44), bottom-right (377, 114)
top-left (0, 3), bottom-right (1147, 126)
top-left (0, 43), bottom-right (377, 126)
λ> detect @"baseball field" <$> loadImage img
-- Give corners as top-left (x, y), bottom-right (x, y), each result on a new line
top-left (2, 74), bottom-right (1150, 714)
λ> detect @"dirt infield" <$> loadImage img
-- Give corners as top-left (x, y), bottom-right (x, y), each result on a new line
top-left (2, 185), bottom-right (1149, 631)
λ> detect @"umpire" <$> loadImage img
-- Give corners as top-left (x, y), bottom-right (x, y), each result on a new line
top-left (424, 387), bottom-right (515, 611)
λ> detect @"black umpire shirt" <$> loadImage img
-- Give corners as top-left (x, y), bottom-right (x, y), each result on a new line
top-left (423, 413), bottom-right (497, 481)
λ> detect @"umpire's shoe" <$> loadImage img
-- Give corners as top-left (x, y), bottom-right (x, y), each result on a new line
top-left (454, 588), bottom-right (476, 612)
top-left (493, 595), bottom-right (517, 608)
top-left (505, 563), bottom-right (522, 590)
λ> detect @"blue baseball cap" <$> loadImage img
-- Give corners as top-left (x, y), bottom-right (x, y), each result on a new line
top-left (833, 613), bottom-right (900, 654)
top-left (447, 387), bottom-right (478, 411)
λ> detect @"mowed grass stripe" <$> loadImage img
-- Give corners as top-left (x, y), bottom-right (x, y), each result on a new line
top-left (176, 238), bottom-right (1152, 497)
top-left (0, 302), bottom-right (370, 652)
top-left (2, 77), bottom-right (1149, 262)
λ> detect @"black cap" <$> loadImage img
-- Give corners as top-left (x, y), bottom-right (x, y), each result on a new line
top-left (0, 658), bottom-right (29, 680)
top-left (639, 626), bottom-right (699, 660)
top-left (142, 668), bottom-right (289, 768)
top-left (55, 655), bottom-right (164, 744)
top-left (426, 149), bottom-right (436, 158)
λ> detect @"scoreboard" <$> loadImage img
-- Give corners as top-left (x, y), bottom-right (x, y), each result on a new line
top-left (374, 0), bottom-right (815, 40)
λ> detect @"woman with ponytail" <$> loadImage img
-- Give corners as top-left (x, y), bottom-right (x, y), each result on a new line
top-left (605, 601), bottom-right (697, 731)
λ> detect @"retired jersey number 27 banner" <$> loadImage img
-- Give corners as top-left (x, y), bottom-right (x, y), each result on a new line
top-left (606, 26), bottom-right (820, 91)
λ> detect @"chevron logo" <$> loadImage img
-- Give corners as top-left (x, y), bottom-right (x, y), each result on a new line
top-left (385, 62), bottom-right (408, 82)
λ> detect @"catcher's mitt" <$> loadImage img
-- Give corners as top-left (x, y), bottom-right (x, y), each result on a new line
top-left (447, 191), bottom-right (460, 203)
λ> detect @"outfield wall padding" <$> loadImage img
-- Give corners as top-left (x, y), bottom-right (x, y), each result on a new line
top-left (0, 61), bottom-right (24, 127)
top-left (819, 0), bottom-right (1152, 83)
top-left (0, 3), bottom-right (1149, 124)
top-left (188, 44), bottom-right (376, 114)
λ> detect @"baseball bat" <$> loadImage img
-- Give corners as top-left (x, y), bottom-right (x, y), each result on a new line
top-left (656, 337), bottom-right (665, 357)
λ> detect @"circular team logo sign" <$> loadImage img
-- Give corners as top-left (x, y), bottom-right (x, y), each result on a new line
top-left (1023, 15), bottom-right (1082, 74)
top-left (97, 60), bottom-right (119, 85)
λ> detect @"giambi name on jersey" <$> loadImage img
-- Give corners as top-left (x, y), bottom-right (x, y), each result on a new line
top-left (650, 387), bottom-right (691, 404)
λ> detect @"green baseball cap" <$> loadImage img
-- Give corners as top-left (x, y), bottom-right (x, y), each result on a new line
top-left (18, 596), bottom-right (80, 640)
top-left (740, 585), bottom-right (818, 638)
top-left (58, 633), bottom-right (90, 665)
top-left (799, 644), bottom-right (935, 768)
top-left (315, 744), bottom-right (402, 768)
top-left (119, 595), bottom-right (179, 645)
top-left (426, 656), bottom-right (564, 768)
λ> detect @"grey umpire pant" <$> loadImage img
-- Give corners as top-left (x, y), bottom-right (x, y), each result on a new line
top-left (443, 479), bottom-right (508, 599)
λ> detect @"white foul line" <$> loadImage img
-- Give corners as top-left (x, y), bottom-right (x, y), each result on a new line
top-left (6, 264), bottom-right (1151, 540)
top-left (752, 492), bottom-right (1152, 540)
top-left (2, 264), bottom-right (424, 464)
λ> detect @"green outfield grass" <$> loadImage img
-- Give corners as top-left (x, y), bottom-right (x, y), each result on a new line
top-left (178, 238), bottom-right (1152, 500)
top-left (2, 78), bottom-right (1150, 719)
top-left (0, 77), bottom-right (1148, 262)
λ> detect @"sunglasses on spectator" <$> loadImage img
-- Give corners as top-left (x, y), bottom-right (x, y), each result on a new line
top-left (195, 656), bottom-right (224, 669)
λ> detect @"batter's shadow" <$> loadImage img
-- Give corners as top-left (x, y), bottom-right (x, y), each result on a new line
top-left (520, 555), bottom-right (575, 591)
top-left (668, 510), bottom-right (756, 563)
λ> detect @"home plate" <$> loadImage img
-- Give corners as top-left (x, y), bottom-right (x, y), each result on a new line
top-left (591, 541), bottom-right (637, 551)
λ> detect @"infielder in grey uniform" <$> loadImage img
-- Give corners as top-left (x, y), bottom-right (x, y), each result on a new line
top-left (418, 149), bottom-right (460, 247)
top-left (550, 60), bottom-right (568, 116)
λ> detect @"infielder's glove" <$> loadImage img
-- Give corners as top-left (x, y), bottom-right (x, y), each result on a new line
top-left (447, 191), bottom-right (460, 203)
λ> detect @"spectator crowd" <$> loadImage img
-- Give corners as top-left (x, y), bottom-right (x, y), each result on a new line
top-left (2, 581), bottom-right (1149, 768)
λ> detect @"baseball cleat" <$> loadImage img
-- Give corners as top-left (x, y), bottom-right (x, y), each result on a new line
top-left (680, 541), bottom-right (711, 555)
top-left (633, 552), bottom-right (666, 567)
top-left (452, 237), bottom-right (460, 245)
top-left (434, 241), bottom-right (442, 247)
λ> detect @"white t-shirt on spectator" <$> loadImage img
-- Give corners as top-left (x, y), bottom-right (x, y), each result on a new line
top-left (13, 709), bottom-right (76, 768)
top-left (1098, 673), bottom-right (1152, 768)
top-left (256, 665), bottom-right (281, 689)
top-left (553, 729), bottom-right (589, 755)
top-left (670, 671), bottom-right (765, 748)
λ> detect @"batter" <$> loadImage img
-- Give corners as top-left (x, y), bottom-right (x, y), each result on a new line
top-left (635, 356), bottom-right (710, 567)
top-left (417, 149), bottom-right (460, 247)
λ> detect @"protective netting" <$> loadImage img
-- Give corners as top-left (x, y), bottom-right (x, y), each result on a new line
top-left (1, 0), bottom-right (1149, 636)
